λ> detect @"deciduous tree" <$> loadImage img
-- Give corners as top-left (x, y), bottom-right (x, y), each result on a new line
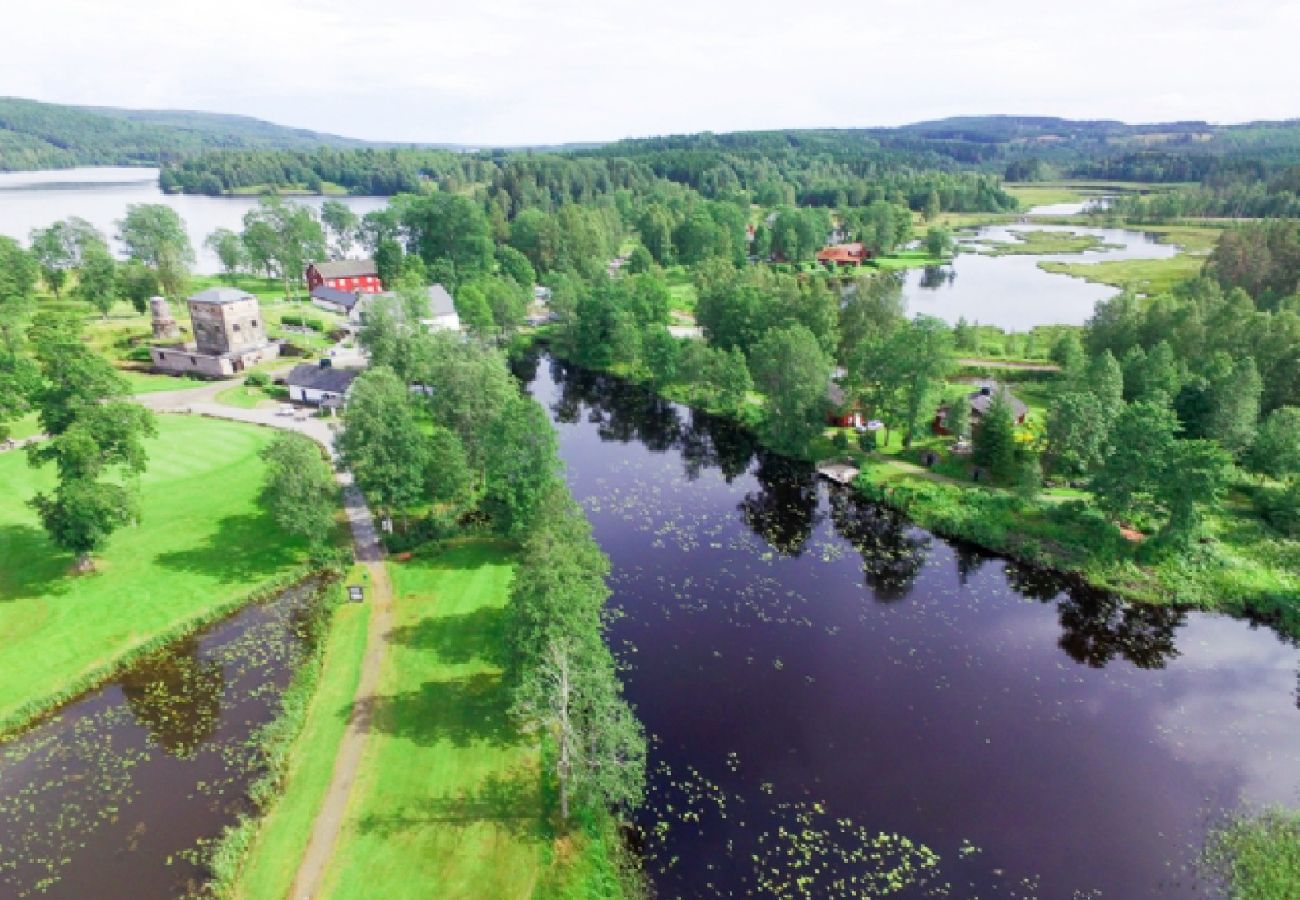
top-left (259, 432), bottom-right (337, 548)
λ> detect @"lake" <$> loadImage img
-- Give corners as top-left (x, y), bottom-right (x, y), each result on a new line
top-left (901, 215), bottom-right (1179, 331)
top-left (524, 354), bottom-right (1300, 899)
top-left (0, 167), bottom-right (386, 273)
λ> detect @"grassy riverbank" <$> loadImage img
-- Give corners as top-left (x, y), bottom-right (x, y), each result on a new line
top-left (1206, 810), bottom-right (1300, 900)
top-left (220, 573), bottom-right (370, 899)
top-left (0, 415), bottom-right (316, 733)
top-left (316, 541), bottom-right (630, 899)
top-left (1036, 222), bottom-right (1221, 295)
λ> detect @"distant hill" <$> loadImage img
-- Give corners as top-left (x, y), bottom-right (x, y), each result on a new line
top-left (593, 115), bottom-right (1300, 177)
top-left (0, 97), bottom-right (372, 171)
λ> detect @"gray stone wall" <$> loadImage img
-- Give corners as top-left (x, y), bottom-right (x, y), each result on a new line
top-left (189, 297), bottom-right (269, 357)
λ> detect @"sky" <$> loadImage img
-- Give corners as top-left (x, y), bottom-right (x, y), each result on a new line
top-left (4, 0), bottom-right (1298, 145)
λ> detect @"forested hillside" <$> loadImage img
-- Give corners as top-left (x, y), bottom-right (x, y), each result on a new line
top-left (0, 97), bottom-right (367, 170)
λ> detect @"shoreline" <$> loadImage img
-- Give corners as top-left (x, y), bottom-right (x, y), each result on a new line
top-left (533, 339), bottom-right (1299, 635)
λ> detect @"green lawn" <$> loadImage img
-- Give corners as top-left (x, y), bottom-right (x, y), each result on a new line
top-left (318, 542), bottom-right (556, 899)
top-left (869, 249), bottom-right (950, 270)
top-left (665, 266), bottom-right (698, 313)
top-left (0, 414), bottom-right (313, 732)
top-left (216, 383), bottom-right (278, 409)
top-left (233, 580), bottom-right (370, 899)
top-left (4, 412), bottom-right (42, 441)
top-left (120, 370), bottom-right (206, 394)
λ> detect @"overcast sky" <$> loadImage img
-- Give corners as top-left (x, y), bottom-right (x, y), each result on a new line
top-left (5, 0), bottom-right (1297, 145)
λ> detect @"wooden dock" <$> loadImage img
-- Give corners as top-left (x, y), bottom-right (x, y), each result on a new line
top-left (816, 461), bottom-right (860, 485)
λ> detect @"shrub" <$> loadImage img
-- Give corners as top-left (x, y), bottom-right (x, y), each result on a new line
top-left (1257, 481), bottom-right (1300, 537)
top-left (831, 431), bottom-right (849, 451)
top-left (858, 430), bottom-right (878, 453)
top-left (244, 372), bottom-right (269, 387)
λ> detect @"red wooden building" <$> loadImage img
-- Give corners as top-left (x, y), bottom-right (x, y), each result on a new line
top-left (816, 242), bottom-right (870, 268)
top-left (305, 259), bottom-right (384, 294)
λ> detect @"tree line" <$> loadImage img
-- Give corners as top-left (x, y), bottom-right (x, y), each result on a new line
top-left (336, 325), bottom-right (647, 829)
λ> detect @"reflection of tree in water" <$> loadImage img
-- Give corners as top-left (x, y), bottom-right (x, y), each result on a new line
top-left (1057, 592), bottom-right (1184, 670)
top-left (1004, 562), bottom-right (1185, 670)
top-left (954, 544), bottom-right (990, 585)
top-left (119, 638), bottom-right (224, 757)
top-left (918, 266), bottom-right (956, 289)
top-left (508, 346), bottom-right (541, 384)
top-left (740, 453), bottom-right (821, 557)
top-left (829, 486), bottom-right (930, 601)
top-left (680, 409), bottom-right (756, 483)
top-left (547, 359), bottom-right (682, 451)
top-left (1003, 561), bottom-right (1073, 601)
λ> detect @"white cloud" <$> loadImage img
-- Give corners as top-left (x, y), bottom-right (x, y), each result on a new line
top-left (3, 0), bottom-right (1297, 144)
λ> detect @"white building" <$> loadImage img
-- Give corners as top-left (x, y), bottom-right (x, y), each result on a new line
top-left (285, 363), bottom-right (361, 406)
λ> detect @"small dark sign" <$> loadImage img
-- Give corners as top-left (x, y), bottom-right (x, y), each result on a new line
top-left (347, 585), bottom-right (365, 603)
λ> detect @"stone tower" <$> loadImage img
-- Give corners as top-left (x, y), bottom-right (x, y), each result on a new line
top-left (187, 289), bottom-right (269, 356)
top-left (150, 296), bottom-right (180, 340)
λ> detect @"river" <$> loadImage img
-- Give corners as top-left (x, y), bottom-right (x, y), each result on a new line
top-left (0, 167), bottom-right (385, 274)
top-left (0, 580), bottom-right (329, 899)
top-left (521, 354), bottom-right (1300, 899)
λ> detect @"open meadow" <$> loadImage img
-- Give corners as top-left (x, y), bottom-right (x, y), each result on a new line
top-left (0, 415), bottom-right (314, 731)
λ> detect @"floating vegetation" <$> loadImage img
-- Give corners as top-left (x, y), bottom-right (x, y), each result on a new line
top-left (0, 582), bottom-right (324, 898)
top-left (527, 356), bottom-right (1300, 898)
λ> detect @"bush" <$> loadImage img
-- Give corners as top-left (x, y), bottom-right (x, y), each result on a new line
top-left (244, 372), bottom-right (269, 387)
top-left (831, 431), bottom-right (849, 451)
top-left (858, 430), bottom-right (878, 452)
top-left (1257, 482), bottom-right (1300, 536)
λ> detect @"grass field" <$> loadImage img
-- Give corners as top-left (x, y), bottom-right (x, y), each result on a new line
top-left (3, 412), bottom-right (42, 441)
top-left (317, 541), bottom-right (558, 899)
top-left (0, 414), bottom-right (314, 731)
top-left (869, 249), bottom-right (949, 270)
top-left (1003, 184), bottom-right (1091, 208)
top-left (232, 581), bottom-right (370, 899)
top-left (216, 383), bottom-right (278, 409)
top-left (120, 370), bottom-right (206, 394)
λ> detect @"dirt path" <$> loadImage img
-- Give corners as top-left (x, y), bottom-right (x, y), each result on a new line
top-left (287, 478), bottom-right (392, 900)
top-left (131, 383), bottom-right (393, 898)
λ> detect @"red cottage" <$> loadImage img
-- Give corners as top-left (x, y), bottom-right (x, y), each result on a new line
top-left (305, 259), bottom-right (384, 294)
top-left (816, 242), bottom-right (871, 269)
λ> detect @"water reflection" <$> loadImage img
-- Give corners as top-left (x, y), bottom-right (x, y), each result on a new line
top-left (828, 485), bottom-right (930, 601)
top-left (528, 355), bottom-right (1300, 899)
top-left (739, 454), bottom-right (821, 557)
top-left (119, 639), bottom-right (224, 758)
top-left (918, 264), bottom-right (956, 289)
top-left (0, 582), bottom-right (324, 899)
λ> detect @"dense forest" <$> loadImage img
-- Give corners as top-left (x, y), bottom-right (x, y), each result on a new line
top-left (0, 96), bottom-right (368, 170)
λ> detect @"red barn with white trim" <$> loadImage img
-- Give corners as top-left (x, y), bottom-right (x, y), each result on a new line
top-left (305, 260), bottom-right (384, 294)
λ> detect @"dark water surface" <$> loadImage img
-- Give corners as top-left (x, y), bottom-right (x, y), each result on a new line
top-left (524, 355), bottom-right (1300, 899)
top-left (0, 581), bottom-right (326, 899)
